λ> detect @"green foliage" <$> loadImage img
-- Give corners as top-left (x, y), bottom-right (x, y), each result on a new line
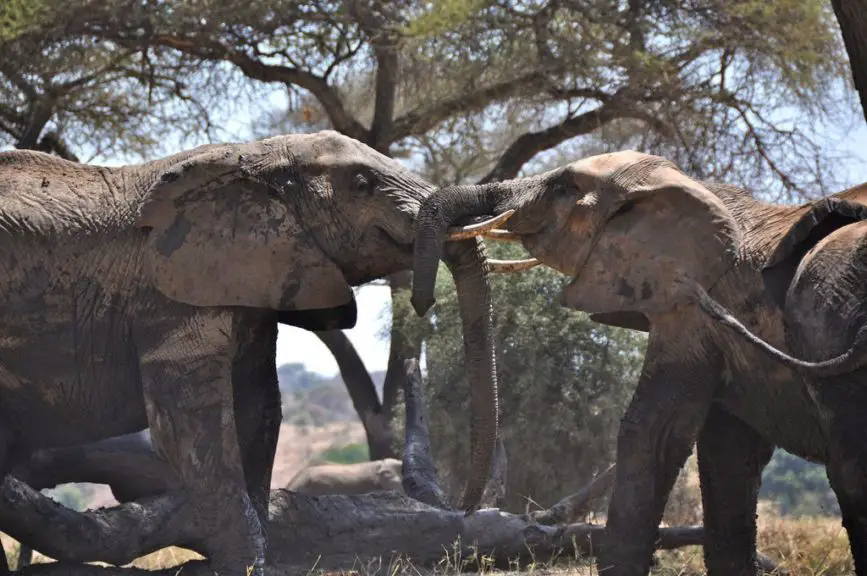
top-left (45, 483), bottom-right (86, 512)
top-left (401, 0), bottom-right (488, 39)
top-left (315, 442), bottom-right (370, 465)
top-left (390, 242), bottom-right (647, 511)
top-left (760, 449), bottom-right (840, 517)
top-left (0, 0), bottom-right (47, 42)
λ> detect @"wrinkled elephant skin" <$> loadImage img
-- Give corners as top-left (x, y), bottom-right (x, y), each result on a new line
top-left (0, 130), bottom-right (500, 575)
top-left (412, 150), bottom-right (867, 575)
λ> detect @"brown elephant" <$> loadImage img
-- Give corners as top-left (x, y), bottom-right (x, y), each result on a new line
top-left (410, 150), bottom-right (867, 575)
top-left (0, 130), bottom-right (502, 575)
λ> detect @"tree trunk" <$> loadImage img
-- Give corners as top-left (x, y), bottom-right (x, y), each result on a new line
top-left (314, 330), bottom-right (396, 459)
top-left (832, 0), bottom-right (867, 124)
top-left (381, 271), bottom-right (422, 432)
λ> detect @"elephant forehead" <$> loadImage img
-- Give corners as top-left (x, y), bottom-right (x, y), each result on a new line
top-left (565, 150), bottom-right (661, 180)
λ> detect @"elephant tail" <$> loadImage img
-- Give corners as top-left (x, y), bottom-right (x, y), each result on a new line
top-left (688, 280), bottom-right (867, 378)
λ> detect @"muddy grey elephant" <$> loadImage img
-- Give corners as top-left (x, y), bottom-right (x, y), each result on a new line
top-left (410, 150), bottom-right (867, 575)
top-left (285, 459), bottom-right (404, 495)
top-left (0, 130), bottom-right (501, 575)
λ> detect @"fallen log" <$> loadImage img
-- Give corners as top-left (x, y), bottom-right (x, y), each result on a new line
top-left (1, 359), bottom-right (782, 575)
top-left (5, 478), bottom-right (710, 575)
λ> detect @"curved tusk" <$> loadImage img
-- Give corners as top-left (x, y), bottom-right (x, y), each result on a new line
top-left (447, 210), bottom-right (516, 241)
top-left (488, 258), bottom-right (541, 273)
top-left (483, 229), bottom-right (522, 242)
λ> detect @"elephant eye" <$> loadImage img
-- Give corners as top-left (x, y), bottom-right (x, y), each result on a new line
top-left (354, 173), bottom-right (375, 195)
top-left (551, 181), bottom-right (569, 196)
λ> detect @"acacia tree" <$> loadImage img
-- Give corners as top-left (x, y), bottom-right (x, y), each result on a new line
top-left (1, 0), bottom-right (858, 465)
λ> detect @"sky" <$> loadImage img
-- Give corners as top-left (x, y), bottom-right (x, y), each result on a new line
top-left (20, 81), bottom-right (867, 378)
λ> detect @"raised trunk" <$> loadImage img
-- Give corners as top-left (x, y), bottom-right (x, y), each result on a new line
top-left (441, 238), bottom-right (500, 513)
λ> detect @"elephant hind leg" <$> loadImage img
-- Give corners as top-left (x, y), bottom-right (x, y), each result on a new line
top-left (812, 376), bottom-right (867, 575)
top-left (825, 408), bottom-right (867, 574)
top-left (828, 462), bottom-right (867, 575)
top-left (697, 405), bottom-right (774, 576)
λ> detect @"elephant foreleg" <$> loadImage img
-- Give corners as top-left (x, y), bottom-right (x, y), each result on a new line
top-left (696, 405), bottom-right (774, 576)
top-left (232, 315), bottom-right (282, 539)
top-left (597, 340), bottom-right (719, 576)
top-left (138, 312), bottom-right (265, 576)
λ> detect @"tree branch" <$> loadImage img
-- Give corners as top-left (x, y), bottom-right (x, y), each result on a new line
top-left (147, 34), bottom-right (368, 141)
top-left (35, 131), bottom-right (80, 162)
top-left (389, 71), bottom-right (546, 141)
top-left (346, 0), bottom-right (399, 151)
top-left (478, 100), bottom-right (674, 183)
top-left (477, 104), bottom-right (618, 183)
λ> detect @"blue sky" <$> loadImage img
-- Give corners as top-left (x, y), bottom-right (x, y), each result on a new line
top-left (20, 88), bottom-right (867, 377)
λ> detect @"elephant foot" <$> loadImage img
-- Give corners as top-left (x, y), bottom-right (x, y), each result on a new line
top-left (196, 488), bottom-right (266, 576)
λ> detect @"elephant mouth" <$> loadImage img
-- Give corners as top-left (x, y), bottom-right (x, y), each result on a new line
top-left (340, 225), bottom-right (414, 286)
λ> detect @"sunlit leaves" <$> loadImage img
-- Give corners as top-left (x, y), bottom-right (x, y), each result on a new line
top-left (0, 0), bottom-right (47, 42)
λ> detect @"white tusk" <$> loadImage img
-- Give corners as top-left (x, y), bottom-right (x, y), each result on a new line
top-left (488, 258), bottom-right (541, 273)
top-left (483, 229), bottom-right (522, 242)
top-left (446, 210), bottom-right (516, 241)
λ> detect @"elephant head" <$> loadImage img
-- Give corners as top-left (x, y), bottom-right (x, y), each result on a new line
top-left (411, 150), bottom-right (867, 377)
top-left (135, 130), bottom-right (498, 512)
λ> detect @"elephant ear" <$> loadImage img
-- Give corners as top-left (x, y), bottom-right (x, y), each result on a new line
top-left (588, 311), bottom-right (650, 332)
top-left (761, 182), bottom-right (867, 308)
top-left (136, 145), bottom-right (357, 330)
top-left (563, 163), bottom-right (741, 315)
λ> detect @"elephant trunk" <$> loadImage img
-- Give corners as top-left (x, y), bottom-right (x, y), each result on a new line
top-left (411, 183), bottom-right (505, 317)
top-left (442, 237), bottom-right (499, 513)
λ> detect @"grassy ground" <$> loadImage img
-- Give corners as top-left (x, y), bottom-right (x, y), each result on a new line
top-left (1, 509), bottom-right (852, 575)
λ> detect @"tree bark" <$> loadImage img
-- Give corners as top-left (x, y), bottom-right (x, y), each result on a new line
top-left (831, 0), bottom-right (867, 124)
top-left (314, 330), bottom-right (396, 459)
top-left (381, 271), bottom-right (422, 433)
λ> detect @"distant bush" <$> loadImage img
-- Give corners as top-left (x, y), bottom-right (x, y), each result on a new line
top-left (316, 442), bottom-right (370, 465)
top-left (45, 483), bottom-right (86, 511)
top-left (760, 449), bottom-right (839, 517)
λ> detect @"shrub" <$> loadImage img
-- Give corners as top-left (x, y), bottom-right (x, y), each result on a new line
top-left (316, 442), bottom-right (370, 465)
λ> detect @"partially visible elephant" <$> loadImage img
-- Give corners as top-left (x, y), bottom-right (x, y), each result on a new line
top-left (285, 459), bottom-right (403, 496)
top-left (0, 130), bottom-right (501, 575)
top-left (410, 151), bottom-right (867, 575)
top-left (11, 430), bottom-right (175, 505)
top-left (10, 429), bottom-right (174, 569)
